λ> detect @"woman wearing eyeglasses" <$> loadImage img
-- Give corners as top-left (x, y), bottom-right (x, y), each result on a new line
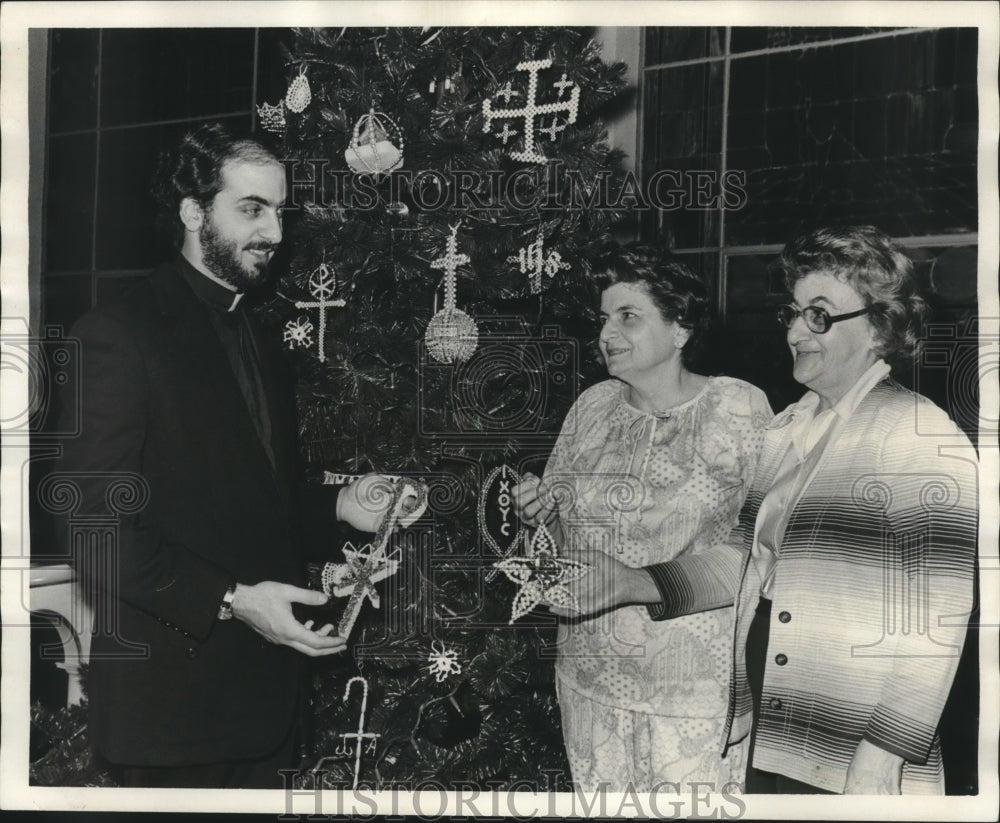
top-left (546, 226), bottom-right (977, 794)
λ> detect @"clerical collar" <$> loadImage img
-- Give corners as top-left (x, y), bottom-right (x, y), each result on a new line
top-left (177, 254), bottom-right (244, 313)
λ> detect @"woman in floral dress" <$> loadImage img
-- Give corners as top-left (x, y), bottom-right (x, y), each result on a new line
top-left (514, 243), bottom-right (772, 792)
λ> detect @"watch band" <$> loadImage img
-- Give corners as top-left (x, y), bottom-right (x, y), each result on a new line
top-left (217, 584), bottom-right (237, 621)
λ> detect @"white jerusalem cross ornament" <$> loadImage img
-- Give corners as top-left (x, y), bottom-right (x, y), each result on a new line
top-left (295, 263), bottom-right (346, 363)
top-left (482, 58), bottom-right (580, 164)
top-left (493, 523), bottom-right (591, 623)
top-left (508, 231), bottom-right (570, 294)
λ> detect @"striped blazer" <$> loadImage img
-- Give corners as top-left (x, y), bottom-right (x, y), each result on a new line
top-left (647, 377), bottom-right (978, 793)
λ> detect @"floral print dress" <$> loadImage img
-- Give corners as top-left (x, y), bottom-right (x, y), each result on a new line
top-left (543, 376), bottom-right (773, 792)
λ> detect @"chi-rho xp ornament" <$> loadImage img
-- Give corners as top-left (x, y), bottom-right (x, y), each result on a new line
top-left (287, 262), bottom-right (346, 363)
top-left (425, 224), bottom-right (479, 364)
top-left (482, 58), bottom-right (580, 164)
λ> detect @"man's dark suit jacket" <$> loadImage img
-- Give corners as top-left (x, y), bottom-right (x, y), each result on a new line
top-left (58, 259), bottom-right (342, 766)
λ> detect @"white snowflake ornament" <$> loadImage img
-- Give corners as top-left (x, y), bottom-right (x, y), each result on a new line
top-left (426, 640), bottom-right (463, 683)
top-left (283, 316), bottom-right (314, 350)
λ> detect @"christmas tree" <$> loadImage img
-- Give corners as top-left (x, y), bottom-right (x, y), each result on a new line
top-left (259, 26), bottom-right (630, 789)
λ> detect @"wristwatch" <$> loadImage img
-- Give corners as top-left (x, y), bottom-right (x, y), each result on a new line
top-left (217, 584), bottom-right (237, 621)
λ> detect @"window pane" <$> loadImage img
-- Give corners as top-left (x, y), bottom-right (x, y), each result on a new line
top-left (48, 29), bottom-right (99, 133)
top-left (729, 27), bottom-right (899, 54)
top-left (643, 27), bottom-right (725, 65)
top-left (45, 132), bottom-right (96, 272)
top-left (724, 30), bottom-right (978, 246)
top-left (100, 29), bottom-right (256, 126)
top-left (641, 61), bottom-right (724, 249)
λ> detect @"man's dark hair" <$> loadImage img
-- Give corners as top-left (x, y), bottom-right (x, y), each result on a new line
top-left (152, 122), bottom-right (280, 248)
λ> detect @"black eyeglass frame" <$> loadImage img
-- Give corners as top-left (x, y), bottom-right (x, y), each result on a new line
top-left (776, 304), bottom-right (872, 334)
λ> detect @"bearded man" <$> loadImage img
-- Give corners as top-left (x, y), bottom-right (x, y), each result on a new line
top-left (57, 123), bottom-right (397, 788)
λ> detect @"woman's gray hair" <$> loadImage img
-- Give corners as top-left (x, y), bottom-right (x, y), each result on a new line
top-left (776, 225), bottom-right (928, 363)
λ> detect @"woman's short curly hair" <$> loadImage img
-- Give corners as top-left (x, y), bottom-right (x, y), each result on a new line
top-left (776, 225), bottom-right (928, 363)
top-left (592, 241), bottom-right (713, 373)
top-left (152, 122), bottom-right (280, 248)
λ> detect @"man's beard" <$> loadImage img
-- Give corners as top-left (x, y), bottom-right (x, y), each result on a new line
top-left (199, 213), bottom-right (275, 293)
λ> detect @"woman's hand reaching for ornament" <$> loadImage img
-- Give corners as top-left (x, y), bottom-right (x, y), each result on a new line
top-left (512, 472), bottom-right (557, 528)
top-left (546, 549), bottom-right (660, 618)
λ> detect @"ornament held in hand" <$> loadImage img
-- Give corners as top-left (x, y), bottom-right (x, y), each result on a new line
top-left (493, 523), bottom-right (591, 623)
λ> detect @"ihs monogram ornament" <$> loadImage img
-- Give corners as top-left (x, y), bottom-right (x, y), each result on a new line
top-left (493, 523), bottom-right (591, 623)
top-left (482, 58), bottom-right (580, 164)
top-left (424, 224), bottom-right (479, 364)
top-left (508, 231), bottom-right (570, 295)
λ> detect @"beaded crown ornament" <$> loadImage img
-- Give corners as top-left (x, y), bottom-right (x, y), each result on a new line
top-left (345, 108), bottom-right (404, 176)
